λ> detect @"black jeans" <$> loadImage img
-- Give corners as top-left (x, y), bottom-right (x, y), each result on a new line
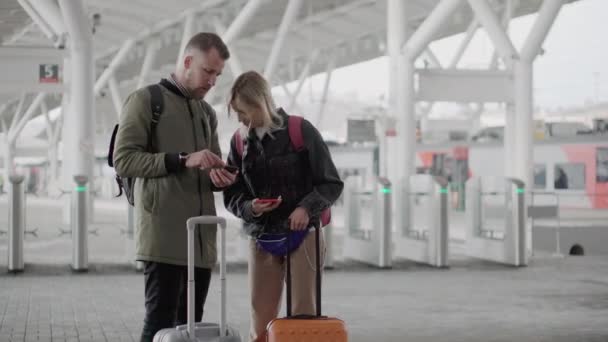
top-left (139, 261), bottom-right (212, 342)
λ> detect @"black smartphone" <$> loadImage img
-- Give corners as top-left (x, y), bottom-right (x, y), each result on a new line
top-left (224, 165), bottom-right (238, 173)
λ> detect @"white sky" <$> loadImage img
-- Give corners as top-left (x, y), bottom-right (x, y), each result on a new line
top-left (300, 0), bottom-right (608, 111)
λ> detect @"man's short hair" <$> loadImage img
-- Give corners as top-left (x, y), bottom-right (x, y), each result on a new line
top-left (185, 32), bottom-right (230, 60)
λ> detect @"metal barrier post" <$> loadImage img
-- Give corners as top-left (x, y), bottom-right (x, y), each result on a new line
top-left (8, 175), bottom-right (26, 272)
top-left (377, 177), bottom-right (392, 268)
top-left (555, 195), bottom-right (562, 257)
top-left (507, 178), bottom-right (527, 266)
top-left (72, 175), bottom-right (89, 271)
top-left (342, 177), bottom-right (392, 268)
top-left (466, 177), bottom-right (482, 240)
top-left (433, 177), bottom-right (449, 267)
top-left (343, 178), bottom-right (360, 238)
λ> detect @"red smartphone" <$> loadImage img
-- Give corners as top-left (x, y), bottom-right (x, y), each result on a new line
top-left (256, 198), bottom-right (280, 205)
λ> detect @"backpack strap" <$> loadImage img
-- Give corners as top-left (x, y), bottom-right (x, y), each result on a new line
top-left (287, 115), bottom-right (331, 227)
top-left (108, 124), bottom-right (119, 167)
top-left (147, 84), bottom-right (164, 152)
top-left (287, 115), bottom-right (305, 151)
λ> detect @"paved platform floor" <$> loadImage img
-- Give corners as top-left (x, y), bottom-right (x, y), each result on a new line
top-left (1, 257), bottom-right (608, 342)
top-left (1, 196), bottom-right (607, 341)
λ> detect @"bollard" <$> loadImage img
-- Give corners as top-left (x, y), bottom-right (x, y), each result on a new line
top-left (377, 177), bottom-right (392, 268)
top-left (72, 175), bottom-right (89, 271)
top-left (434, 178), bottom-right (449, 268)
top-left (8, 175), bottom-right (26, 272)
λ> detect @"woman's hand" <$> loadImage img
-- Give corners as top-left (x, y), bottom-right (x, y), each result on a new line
top-left (251, 197), bottom-right (282, 216)
top-left (288, 207), bottom-right (309, 231)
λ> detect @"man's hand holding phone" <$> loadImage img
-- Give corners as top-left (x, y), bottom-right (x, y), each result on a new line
top-left (251, 196), bottom-right (282, 216)
top-left (185, 149), bottom-right (224, 169)
top-left (209, 164), bottom-right (238, 188)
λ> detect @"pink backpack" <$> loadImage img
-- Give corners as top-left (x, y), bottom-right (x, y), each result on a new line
top-left (233, 115), bottom-right (331, 227)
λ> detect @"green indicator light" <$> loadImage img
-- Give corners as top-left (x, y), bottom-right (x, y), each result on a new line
top-left (381, 188), bottom-right (392, 194)
top-left (76, 186), bottom-right (87, 192)
top-left (516, 188), bottom-right (524, 194)
top-left (439, 188), bottom-right (448, 194)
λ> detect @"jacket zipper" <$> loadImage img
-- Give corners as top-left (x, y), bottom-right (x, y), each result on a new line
top-left (186, 101), bottom-right (204, 255)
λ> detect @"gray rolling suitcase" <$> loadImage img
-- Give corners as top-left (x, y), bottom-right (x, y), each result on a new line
top-left (153, 216), bottom-right (241, 342)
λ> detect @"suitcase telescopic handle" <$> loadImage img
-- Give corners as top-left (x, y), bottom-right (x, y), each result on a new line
top-left (286, 225), bottom-right (322, 317)
top-left (186, 216), bottom-right (227, 338)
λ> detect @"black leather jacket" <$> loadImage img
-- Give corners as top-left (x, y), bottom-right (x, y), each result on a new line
top-left (223, 109), bottom-right (343, 237)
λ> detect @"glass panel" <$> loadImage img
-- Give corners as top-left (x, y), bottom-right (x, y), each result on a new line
top-left (554, 163), bottom-right (585, 190)
top-left (533, 164), bottom-right (546, 189)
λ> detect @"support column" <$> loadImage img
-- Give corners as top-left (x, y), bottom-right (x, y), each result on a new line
top-left (2, 139), bottom-right (15, 194)
top-left (8, 175), bottom-right (26, 272)
top-left (514, 0), bottom-right (563, 189)
top-left (59, 0), bottom-right (95, 242)
top-left (386, 0), bottom-right (406, 179)
top-left (396, 0), bottom-right (462, 235)
top-left (58, 0), bottom-right (95, 181)
top-left (513, 61), bottom-right (533, 188)
top-left (504, 103), bottom-right (516, 178)
top-left (398, 60), bottom-right (416, 185)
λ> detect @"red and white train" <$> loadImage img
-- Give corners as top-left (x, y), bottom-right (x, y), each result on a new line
top-left (415, 136), bottom-right (608, 209)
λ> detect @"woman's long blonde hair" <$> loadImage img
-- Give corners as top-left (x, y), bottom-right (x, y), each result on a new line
top-left (228, 71), bottom-right (283, 132)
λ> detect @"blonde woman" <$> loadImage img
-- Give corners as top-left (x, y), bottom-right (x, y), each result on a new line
top-left (223, 71), bottom-right (343, 342)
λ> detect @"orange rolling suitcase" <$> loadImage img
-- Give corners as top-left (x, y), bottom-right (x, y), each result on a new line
top-left (266, 226), bottom-right (348, 342)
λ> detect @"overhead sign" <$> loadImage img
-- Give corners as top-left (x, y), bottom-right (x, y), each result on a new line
top-left (39, 64), bottom-right (60, 83)
top-left (347, 119), bottom-right (376, 143)
top-left (0, 47), bottom-right (65, 93)
top-left (417, 69), bottom-right (513, 103)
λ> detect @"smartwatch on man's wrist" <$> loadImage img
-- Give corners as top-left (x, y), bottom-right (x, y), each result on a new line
top-left (178, 152), bottom-right (189, 168)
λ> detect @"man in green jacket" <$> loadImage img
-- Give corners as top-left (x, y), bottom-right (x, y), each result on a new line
top-left (113, 32), bottom-right (237, 342)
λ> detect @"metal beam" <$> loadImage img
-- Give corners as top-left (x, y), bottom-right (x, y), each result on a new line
top-left (264, 0), bottom-right (302, 81)
top-left (136, 41), bottom-right (159, 89)
top-left (468, 0), bottom-right (518, 61)
top-left (223, 0), bottom-right (264, 44)
top-left (520, 0), bottom-right (563, 62)
top-left (17, 0), bottom-right (56, 40)
top-left (108, 75), bottom-right (123, 119)
top-left (176, 12), bottom-right (195, 71)
top-left (94, 39), bottom-right (135, 95)
top-left (450, 19), bottom-right (478, 68)
top-left (288, 51), bottom-right (318, 111)
top-left (9, 94), bottom-right (26, 134)
top-left (423, 48), bottom-right (442, 68)
top-left (95, 0), bottom-right (225, 61)
top-left (213, 18), bottom-right (243, 78)
top-left (41, 99), bottom-right (54, 142)
top-left (403, 0), bottom-right (463, 59)
top-left (9, 92), bottom-right (45, 144)
top-left (4, 22), bottom-right (35, 45)
top-left (28, 0), bottom-right (67, 35)
top-left (316, 56), bottom-right (335, 129)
